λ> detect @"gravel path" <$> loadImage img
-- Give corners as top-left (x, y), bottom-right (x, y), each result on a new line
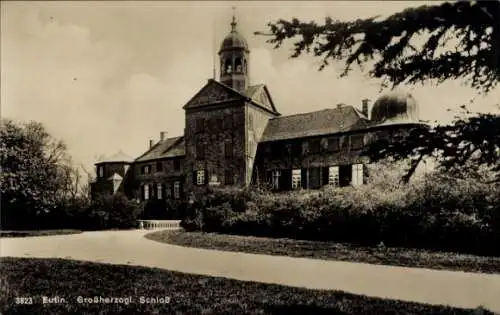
top-left (2, 229), bottom-right (499, 312)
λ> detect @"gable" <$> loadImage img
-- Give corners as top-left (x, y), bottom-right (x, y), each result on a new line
top-left (183, 80), bottom-right (245, 110)
top-left (245, 84), bottom-right (279, 114)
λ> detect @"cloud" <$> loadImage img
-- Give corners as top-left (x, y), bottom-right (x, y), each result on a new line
top-left (2, 2), bottom-right (498, 177)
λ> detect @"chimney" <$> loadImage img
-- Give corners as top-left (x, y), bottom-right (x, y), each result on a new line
top-left (149, 139), bottom-right (154, 149)
top-left (160, 131), bottom-right (167, 142)
top-left (362, 99), bottom-right (370, 119)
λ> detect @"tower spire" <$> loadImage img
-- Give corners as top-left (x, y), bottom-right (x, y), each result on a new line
top-left (212, 16), bottom-right (216, 79)
top-left (231, 6), bottom-right (237, 32)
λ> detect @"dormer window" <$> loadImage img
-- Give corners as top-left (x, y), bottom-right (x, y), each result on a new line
top-left (98, 165), bottom-right (104, 178)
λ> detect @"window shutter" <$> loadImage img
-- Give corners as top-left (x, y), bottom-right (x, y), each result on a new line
top-left (322, 167), bottom-right (329, 186)
top-left (301, 168), bottom-right (308, 189)
top-left (140, 185), bottom-right (145, 200)
top-left (265, 171), bottom-right (272, 184)
top-left (280, 169), bottom-right (292, 191)
top-left (204, 170), bottom-right (209, 185)
top-left (179, 180), bottom-right (185, 200)
top-left (192, 171), bottom-right (197, 185)
top-left (363, 164), bottom-right (369, 185)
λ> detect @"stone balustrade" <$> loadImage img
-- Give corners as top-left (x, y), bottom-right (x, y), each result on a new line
top-left (137, 220), bottom-right (182, 231)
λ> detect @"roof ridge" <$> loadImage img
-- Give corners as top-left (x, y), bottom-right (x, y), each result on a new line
top-left (274, 106), bottom-right (352, 119)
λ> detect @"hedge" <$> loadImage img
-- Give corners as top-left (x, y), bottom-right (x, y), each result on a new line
top-left (181, 170), bottom-right (500, 256)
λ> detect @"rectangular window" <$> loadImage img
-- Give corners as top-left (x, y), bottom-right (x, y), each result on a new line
top-left (328, 138), bottom-right (340, 152)
top-left (271, 170), bottom-right (281, 190)
top-left (196, 144), bottom-right (205, 160)
top-left (144, 165), bottom-right (151, 174)
top-left (165, 183), bottom-right (171, 199)
top-left (223, 115), bottom-right (233, 129)
top-left (157, 183), bottom-right (163, 200)
top-left (156, 161), bottom-right (163, 172)
top-left (173, 159), bottom-right (181, 171)
top-left (291, 142), bottom-right (302, 156)
top-left (173, 181), bottom-right (180, 199)
top-left (214, 117), bottom-right (223, 132)
top-left (224, 142), bottom-right (233, 158)
top-left (197, 169), bottom-right (205, 186)
top-left (302, 141), bottom-right (309, 155)
top-left (350, 135), bottom-right (365, 150)
top-left (195, 118), bottom-right (205, 133)
top-left (352, 163), bottom-right (364, 186)
top-left (328, 166), bottom-right (340, 187)
top-left (98, 166), bottom-right (104, 178)
top-left (224, 170), bottom-right (234, 185)
top-left (292, 169), bottom-right (301, 190)
top-left (144, 184), bottom-right (150, 200)
top-left (309, 139), bottom-right (321, 154)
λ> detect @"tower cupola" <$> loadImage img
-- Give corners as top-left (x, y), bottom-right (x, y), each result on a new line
top-left (218, 8), bottom-right (249, 93)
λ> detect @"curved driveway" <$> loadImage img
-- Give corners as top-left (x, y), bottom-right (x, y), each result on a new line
top-left (1, 230), bottom-right (500, 312)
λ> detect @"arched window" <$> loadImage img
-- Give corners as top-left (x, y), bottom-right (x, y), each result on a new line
top-left (235, 57), bottom-right (242, 73)
top-left (224, 59), bottom-right (232, 74)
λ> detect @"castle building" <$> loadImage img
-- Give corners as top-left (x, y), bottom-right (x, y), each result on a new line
top-left (91, 14), bottom-right (425, 204)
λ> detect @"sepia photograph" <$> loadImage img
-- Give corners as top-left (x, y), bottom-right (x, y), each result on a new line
top-left (1, 0), bottom-right (499, 314)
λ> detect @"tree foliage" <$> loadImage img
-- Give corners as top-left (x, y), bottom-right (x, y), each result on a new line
top-left (367, 107), bottom-right (500, 183)
top-left (256, 0), bottom-right (500, 182)
top-left (0, 119), bottom-right (84, 229)
top-left (256, 0), bottom-right (499, 93)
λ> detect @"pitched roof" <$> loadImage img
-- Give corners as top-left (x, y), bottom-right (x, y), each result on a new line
top-left (135, 136), bottom-right (185, 162)
top-left (182, 79), bottom-right (280, 115)
top-left (245, 84), bottom-right (279, 114)
top-left (260, 106), bottom-right (370, 142)
top-left (96, 151), bottom-right (134, 164)
top-left (182, 80), bottom-right (245, 110)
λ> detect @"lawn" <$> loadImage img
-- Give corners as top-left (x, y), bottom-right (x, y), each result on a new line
top-left (0, 257), bottom-right (493, 315)
top-left (0, 229), bottom-right (82, 238)
top-left (146, 231), bottom-right (500, 274)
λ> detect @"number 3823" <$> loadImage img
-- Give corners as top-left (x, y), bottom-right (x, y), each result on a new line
top-left (15, 297), bottom-right (34, 304)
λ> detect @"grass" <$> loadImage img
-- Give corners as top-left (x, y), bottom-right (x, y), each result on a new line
top-left (146, 231), bottom-right (500, 274)
top-left (0, 229), bottom-right (82, 238)
top-left (0, 257), bottom-right (494, 315)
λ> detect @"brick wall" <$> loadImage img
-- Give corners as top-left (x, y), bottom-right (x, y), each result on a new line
top-left (184, 101), bottom-right (247, 195)
top-left (253, 124), bottom-right (423, 188)
top-left (132, 158), bottom-right (185, 200)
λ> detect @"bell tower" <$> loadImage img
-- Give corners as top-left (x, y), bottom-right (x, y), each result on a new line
top-left (218, 8), bottom-right (249, 93)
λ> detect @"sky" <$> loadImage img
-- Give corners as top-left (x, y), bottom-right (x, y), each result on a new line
top-left (2, 1), bottom-right (499, 175)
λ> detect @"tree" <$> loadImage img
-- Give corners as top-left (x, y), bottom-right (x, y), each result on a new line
top-left (0, 119), bottom-right (79, 229)
top-left (256, 0), bottom-right (500, 182)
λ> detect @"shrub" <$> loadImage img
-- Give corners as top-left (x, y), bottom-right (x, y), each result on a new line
top-left (181, 162), bottom-right (500, 256)
top-left (78, 193), bottom-right (142, 230)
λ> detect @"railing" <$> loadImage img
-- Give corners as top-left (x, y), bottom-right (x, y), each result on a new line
top-left (137, 220), bottom-right (182, 230)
